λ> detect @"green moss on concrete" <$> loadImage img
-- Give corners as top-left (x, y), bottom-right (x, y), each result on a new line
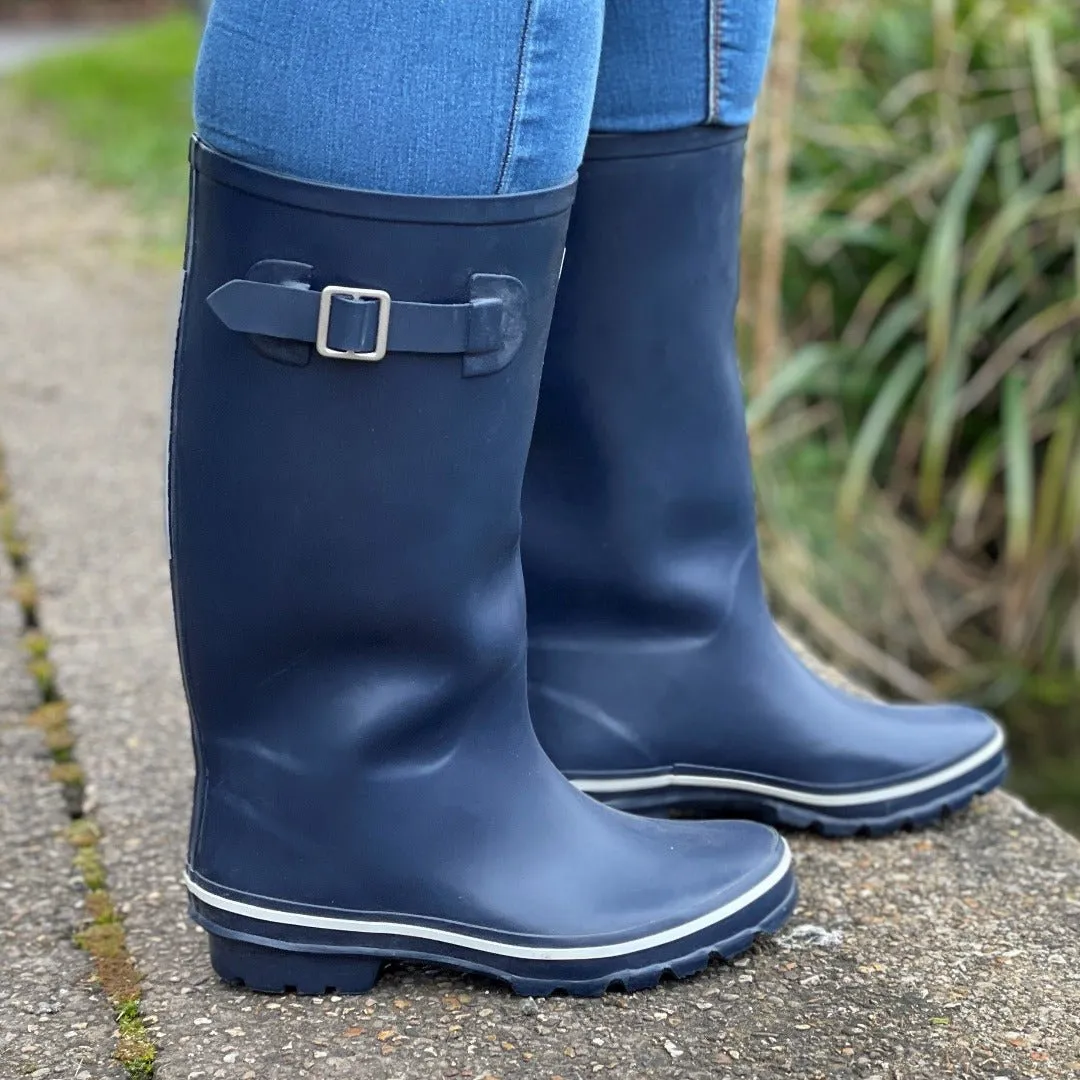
top-left (27, 701), bottom-right (68, 731)
top-left (21, 630), bottom-right (49, 659)
top-left (73, 844), bottom-right (106, 891)
top-left (84, 888), bottom-right (118, 924)
top-left (116, 1000), bottom-right (157, 1080)
top-left (26, 658), bottom-right (57, 700)
top-left (66, 819), bottom-right (100, 848)
top-left (44, 726), bottom-right (75, 759)
top-left (1, 439), bottom-right (155, 1077)
top-left (49, 760), bottom-right (84, 785)
top-left (9, 573), bottom-right (37, 614)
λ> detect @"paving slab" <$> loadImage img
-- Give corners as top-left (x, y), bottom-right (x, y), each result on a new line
top-left (0, 514), bottom-right (124, 1079)
top-left (0, 159), bottom-right (1078, 1079)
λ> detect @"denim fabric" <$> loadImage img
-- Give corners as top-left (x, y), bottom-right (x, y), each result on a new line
top-left (193, 0), bottom-right (776, 194)
top-left (590, 2), bottom-right (709, 131)
top-left (591, 0), bottom-right (777, 130)
top-left (710, 0), bottom-right (779, 126)
top-left (195, 0), bottom-right (603, 196)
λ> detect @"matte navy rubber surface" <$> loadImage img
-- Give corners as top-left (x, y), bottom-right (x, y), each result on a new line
top-left (168, 139), bottom-right (797, 998)
top-left (198, 870), bottom-right (798, 997)
top-left (522, 126), bottom-right (1007, 835)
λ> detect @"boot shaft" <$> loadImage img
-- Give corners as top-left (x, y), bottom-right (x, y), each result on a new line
top-left (169, 141), bottom-right (573, 896)
top-left (522, 126), bottom-right (762, 639)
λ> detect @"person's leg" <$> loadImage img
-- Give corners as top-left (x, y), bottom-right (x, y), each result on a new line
top-left (522, 1), bottom-right (1006, 835)
top-left (589, 0), bottom-right (775, 130)
top-left (194, 0), bottom-right (602, 194)
top-left (170, 0), bottom-right (797, 996)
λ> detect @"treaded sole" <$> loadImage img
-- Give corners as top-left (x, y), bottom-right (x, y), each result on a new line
top-left (600, 757), bottom-right (1008, 837)
top-left (204, 876), bottom-right (798, 998)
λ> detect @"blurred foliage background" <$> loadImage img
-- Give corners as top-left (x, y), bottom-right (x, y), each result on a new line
top-left (5, 0), bottom-right (1078, 828)
top-left (743, 0), bottom-right (1080, 829)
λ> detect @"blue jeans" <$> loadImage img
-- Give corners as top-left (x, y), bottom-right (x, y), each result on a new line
top-left (195, 0), bottom-right (776, 196)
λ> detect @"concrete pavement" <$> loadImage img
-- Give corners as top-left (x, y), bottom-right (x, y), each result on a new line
top-left (0, 138), bottom-right (1078, 1080)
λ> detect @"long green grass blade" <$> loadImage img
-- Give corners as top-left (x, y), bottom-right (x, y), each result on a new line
top-left (918, 125), bottom-right (997, 372)
top-left (917, 127), bottom-right (998, 515)
top-left (746, 344), bottom-right (844, 430)
top-left (1002, 371), bottom-right (1035, 567)
top-left (963, 298), bottom-right (1080, 414)
top-left (952, 431), bottom-right (1001, 550)
top-left (960, 156), bottom-right (1062, 318)
top-left (1033, 390), bottom-right (1080, 557)
top-left (918, 340), bottom-right (971, 517)
top-left (841, 261), bottom-right (913, 348)
top-left (956, 271), bottom-right (1031, 362)
top-left (1026, 17), bottom-right (1062, 135)
top-left (1061, 437), bottom-right (1080, 546)
top-left (858, 295), bottom-right (927, 370)
top-left (838, 345), bottom-right (927, 524)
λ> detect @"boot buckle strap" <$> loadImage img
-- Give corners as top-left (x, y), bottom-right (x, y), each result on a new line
top-left (316, 286), bottom-right (390, 361)
top-left (206, 267), bottom-right (526, 376)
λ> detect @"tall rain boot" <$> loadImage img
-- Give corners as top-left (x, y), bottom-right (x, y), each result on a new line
top-left (522, 126), bottom-right (1006, 837)
top-left (167, 139), bottom-right (797, 997)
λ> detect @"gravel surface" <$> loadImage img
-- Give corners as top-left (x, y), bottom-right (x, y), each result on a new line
top-left (0, 150), bottom-right (1077, 1080)
top-left (0, 526), bottom-right (125, 1078)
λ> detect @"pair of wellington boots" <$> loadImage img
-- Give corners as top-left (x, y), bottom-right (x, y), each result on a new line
top-left (168, 125), bottom-right (1006, 997)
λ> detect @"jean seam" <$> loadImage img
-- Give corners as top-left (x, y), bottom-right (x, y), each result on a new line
top-left (707, 0), bottom-right (722, 124)
top-left (495, 0), bottom-right (537, 195)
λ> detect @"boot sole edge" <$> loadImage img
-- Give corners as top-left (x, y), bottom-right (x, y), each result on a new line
top-left (190, 864), bottom-right (798, 997)
top-left (580, 754), bottom-right (1008, 837)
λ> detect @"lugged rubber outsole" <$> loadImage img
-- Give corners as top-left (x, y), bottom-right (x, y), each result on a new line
top-left (202, 875), bottom-right (798, 998)
top-left (595, 756), bottom-right (1008, 837)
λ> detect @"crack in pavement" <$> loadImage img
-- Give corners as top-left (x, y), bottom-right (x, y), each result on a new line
top-left (1, 447), bottom-right (156, 1079)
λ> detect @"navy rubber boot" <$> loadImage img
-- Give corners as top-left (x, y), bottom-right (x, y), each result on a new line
top-left (521, 126), bottom-right (1007, 838)
top-left (167, 139), bottom-right (796, 997)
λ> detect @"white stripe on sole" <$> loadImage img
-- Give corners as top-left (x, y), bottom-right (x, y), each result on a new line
top-left (184, 842), bottom-right (791, 963)
top-left (571, 724), bottom-right (1005, 807)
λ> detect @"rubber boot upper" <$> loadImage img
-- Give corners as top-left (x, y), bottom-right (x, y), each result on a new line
top-left (521, 126), bottom-right (1005, 829)
top-left (167, 139), bottom-right (794, 988)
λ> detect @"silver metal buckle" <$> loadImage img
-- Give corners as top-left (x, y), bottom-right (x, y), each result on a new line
top-left (315, 286), bottom-right (391, 361)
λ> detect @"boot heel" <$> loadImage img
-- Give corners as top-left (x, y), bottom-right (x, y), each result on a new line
top-left (208, 935), bottom-right (383, 995)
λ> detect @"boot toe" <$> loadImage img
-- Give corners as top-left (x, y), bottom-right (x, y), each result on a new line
top-left (912, 703), bottom-right (1004, 773)
top-left (758, 695), bottom-right (1008, 834)
top-left (833, 696), bottom-right (1006, 792)
top-left (590, 815), bottom-right (797, 979)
